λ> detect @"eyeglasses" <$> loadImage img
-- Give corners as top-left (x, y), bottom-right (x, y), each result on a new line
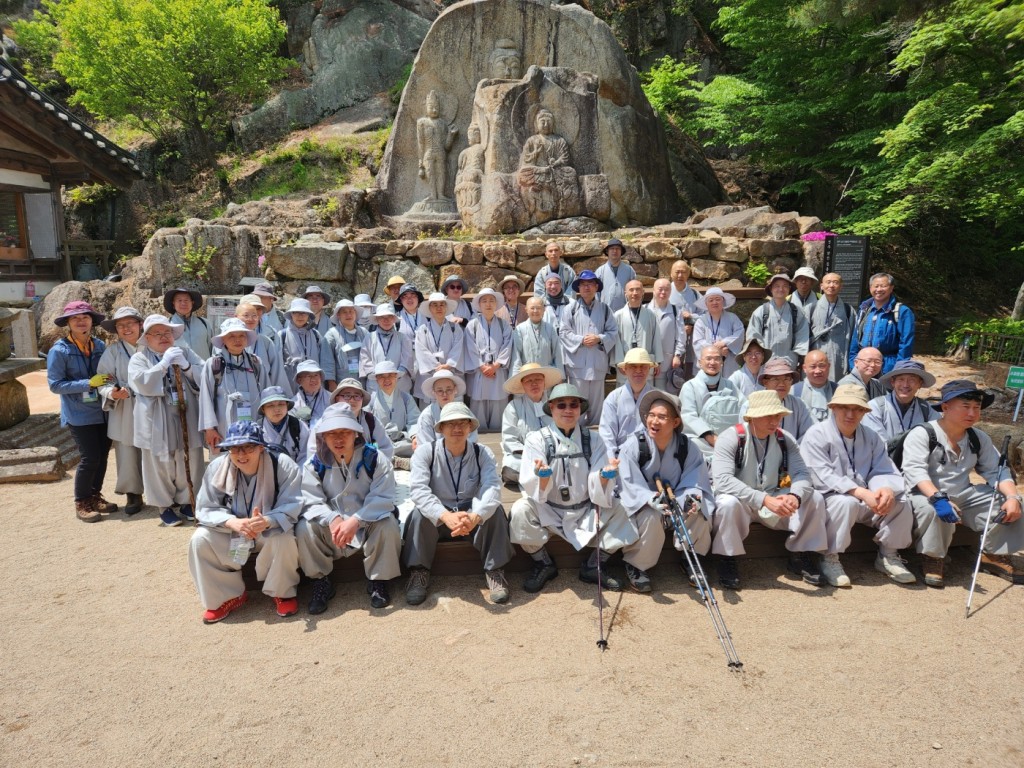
top-left (856, 358), bottom-right (884, 367)
top-left (337, 392), bottom-right (363, 401)
top-left (446, 285), bottom-right (464, 292)
top-left (433, 387), bottom-right (456, 397)
top-left (146, 330), bottom-right (174, 340)
top-left (553, 400), bottom-right (581, 410)
top-left (228, 444), bottom-right (260, 456)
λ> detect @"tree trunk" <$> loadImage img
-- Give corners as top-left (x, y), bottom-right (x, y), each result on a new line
top-left (1013, 280), bottom-right (1024, 321)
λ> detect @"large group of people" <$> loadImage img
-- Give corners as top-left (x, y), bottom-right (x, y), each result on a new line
top-left (46, 241), bottom-right (1023, 624)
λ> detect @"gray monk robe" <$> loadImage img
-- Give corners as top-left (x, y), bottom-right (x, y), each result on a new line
top-left (612, 304), bottom-right (663, 382)
top-left (510, 426), bottom-right (637, 553)
top-left (414, 319), bottom-right (465, 395)
top-left (128, 345), bottom-right (206, 509)
top-left (617, 430), bottom-right (713, 568)
top-left (792, 380), bottom-right (836, 424)
top-left (511, 318), bottom-right (565, 377)
top-left (809, 298), bottom-right (855, 381)
top-left (598, 382), bottom-right (653, 448)
top-left (368, 388), bottom-right (420, 458)
top-left (863, 393), bottom-right (936, 443)
top-left (415, 403), bottom-right (479, 447)
top-left (499, 394), bottom-right (550, 483)
top-left (359, 329), bottom-right (414, 394)
top-left (98, 340), bottom-right (143, 497)
top-left (559, 298), bottom-right (618, 426)
top-left (188, 451), bottom-right (302, 610)
top-left (198, 350), bottom-right (270, 445)
top-left (801, 417), bottom-right (913, 556)
top-left (296, 439), bottom-right (402, 582)
top-left (249, 332), bottom-right (291, 396)
top-left (746, 301), bottom-right (810, 363)
top-left (403, 439), bottom-right (514, 573)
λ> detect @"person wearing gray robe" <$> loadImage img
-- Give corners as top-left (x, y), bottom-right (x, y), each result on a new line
top-left (129, 315), bottom-right (206, 523)
top-left (669, 261), bottom-right (702, 379)
top-left (366, 362), bottom-right (420, 458)
top-left (359, 304), bottom-right (413, 395)
top-left (257, 386), bottom-right (309, 465)
top-left (559, 271), bottom-right (618, 427)
top-left (324, 305), bottom-right (369, 388)
top-left (710, 391), bottom-right (828, 589)
top-left (198, 318), bottom-right (270, 452)
top-left (235, 296), bottom-right (292, 395)
top-left (599, 349), bottom-right (656, 449)
top-left (187, 421), bottom-right (302, 622)
top-left (511, 297), bottom-right (565, 376)
top-left (414, 370), bottom-right (479, 449)
top-left (746, 274), bottom-right (810, 363)
top-left (756, 357), bottom-right (815, 442)
top-left (808, 273), bottom-right (855, 380)
top-left (691, 288), bottom-right (745, 379)
top-left (594, 239), bottom-right (635, 312)
top-left (414, 294), bottom-right (466, 401)
top-left (680, 346), bottom-right (747, 458)
top-left (801, 384), bottom-right (916, 587)
top-left (862, 359), bottom-right (937, 443)
top-left (296, 406), bottom-right (402, 613)
top-left (403, 403), bottom-right (515, 605)
top-left (499, 388), bottom-right (553, 485)
top-left (98, 308), bottom-right (145, 514)
top-left (533, 240), bottom-right (577, 300)
top-left (276, 298), bottom-right (333, 388)
top-left (312, 381), bottom-right (395, 460)
top-left (165, 287), bottom-right (212, 360)
top-left (727, 337), bottom-right (770, 399)
top-left (648, 280), bottom-right (686, 392)
top-left (612, 281), bottom-right (663, 384)
top-left (790, 350), bottom-right (835, 423)
top-left (463, 289), bottom-right (513, 432)
top-left (837, 347), bottom-right (886, 400)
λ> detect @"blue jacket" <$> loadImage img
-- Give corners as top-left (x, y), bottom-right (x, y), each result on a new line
top-left (47, 336), bottom-right (107, 427)
top-left (848, 295), bottom-right (914, 374)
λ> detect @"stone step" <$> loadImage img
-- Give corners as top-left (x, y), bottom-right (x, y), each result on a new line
top-left (0, 447), bottom-right (64, 483)
top-left (0, 413), bottom-right (80, 469)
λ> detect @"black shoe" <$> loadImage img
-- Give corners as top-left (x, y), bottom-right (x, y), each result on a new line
top-left (523, 562), bottom-right (558, 593)
top-left (178, 504), bottom-right (195, 522)
top-left (579, 564), bottom-right (622, 591)
top-left (308, 577), bottom-right (336, 615)
top-left (682, 554), bottom-right (708, 588)
top-left (367, 580), bottom-right (390, 609)
top-left (124, 493), bottom-right (144, 516)
top-left (717, 556), bottom-right (740, 590)
top-left (788, 553), bottom-right (822, 586)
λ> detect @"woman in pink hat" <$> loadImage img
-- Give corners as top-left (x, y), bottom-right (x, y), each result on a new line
top-left (47, 300), bottom-right (114, 522)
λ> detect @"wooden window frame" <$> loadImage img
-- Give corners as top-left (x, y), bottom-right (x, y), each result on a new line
top-left (0, 191), bottom-right (29, 261)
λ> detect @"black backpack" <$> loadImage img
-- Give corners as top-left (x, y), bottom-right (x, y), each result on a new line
top-left (734, 423), bottom-right (788, 476)
top-left (636, 429), bottom-right (689, 473)
top-left (542, 427), bottom-right (592, 466)
top-left (888, 422), bottom-right (979, 469)
top-left (309, 442), bottom-right (381, 483)
top-left (210, 352), bottom-right (262, 391)
top-left (265, 414), bottom-right (303, 462)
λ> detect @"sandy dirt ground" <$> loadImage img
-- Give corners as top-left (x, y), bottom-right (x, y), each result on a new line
top-left (2, 359), bottom-right (1022, 767)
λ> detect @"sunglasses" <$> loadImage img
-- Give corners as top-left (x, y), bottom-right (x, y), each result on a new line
top-left (553, 400), bottom-right (581, 410)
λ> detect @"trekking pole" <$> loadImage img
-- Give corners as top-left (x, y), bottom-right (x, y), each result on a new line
top-left (965, 435), bottom-right (1012, 618)
top-left (173, 365), bottom-right (197, 522)
top-left (656, 477), bottom-right (743, 670)
top-left (592, 502), bottom-right (608, 652)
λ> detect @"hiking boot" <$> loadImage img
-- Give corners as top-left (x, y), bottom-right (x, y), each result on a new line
top-left (308, 577), bottom-right (336, 615)
top-left (921, 555), bottom-right (945, 588)
top-left (579, 564), bottom-right (623, 591)
top-left (75, 499), bottom-right (101, 523)
top-left (788, 553), bottom-right (822, 586)
top-left (367, 580), bottom-right (391, 609)
top-left (875, 553), bottom-right (916, 584)
top-left (821, 553), bottom-right (852, 588)
top-left (485, 569), bottom-right (510, 604)
top-left (159, 507), bottom-right (182, 527)
top-left (273, 596), bottom-right (298, 618)
top-left (523, 562), bottom-right (558, 593)
top-left (979, 553), bottom-right (1024, 585)
top-left (124, 493), bottom-right (144, 516)
top-left (682, 554), bottom-right (708, 588)
top-left (202, 592), bottom-right (247, 624)
top-left (178, 504), bottom-right (196, 522)
top-left (91, 493), bottom-right (117, 514)
top-left (624, 562), bottom-right (652, 594)
top-left (405, 568), bottom-right (430, 606)
top-left (717, 556), bottom-right (740, 590)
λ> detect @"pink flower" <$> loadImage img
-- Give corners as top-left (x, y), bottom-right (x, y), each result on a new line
top-left (258, 253), bottom-right (266, 267)
top-left (801, 231), bottom-right (837, 241)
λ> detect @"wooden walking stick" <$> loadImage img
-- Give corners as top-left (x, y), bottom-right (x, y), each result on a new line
top-left (173, 364), bottom-right (197, 523)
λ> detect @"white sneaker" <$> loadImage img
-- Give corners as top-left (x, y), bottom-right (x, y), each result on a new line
top-left (821, 553), bottom-right (852, 588)
top-left (875, 552), bottom-right (916, 584)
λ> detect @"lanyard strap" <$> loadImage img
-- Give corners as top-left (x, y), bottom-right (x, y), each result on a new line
top-left (442, 447), bottom-right (466, 505)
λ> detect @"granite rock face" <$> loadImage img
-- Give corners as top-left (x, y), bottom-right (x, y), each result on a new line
top-left (376, 0), bottom-right (681, 231)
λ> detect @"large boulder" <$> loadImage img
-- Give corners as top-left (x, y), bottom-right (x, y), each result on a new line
top-left (374, 259), bottom-right (435, 302)
top-left (268, 236), bottom-right (351, 282)
top-left (376, 0), bottom-right (682, 229)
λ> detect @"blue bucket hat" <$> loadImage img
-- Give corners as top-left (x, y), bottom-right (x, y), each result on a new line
top-left (571, 270), bottom-right (603, 293)
top-left (219, 420), bottom-right (267, 449)
top-left (879, 359), bottom-right (936, 389)
top-left (933, 379), bottom-right (994, 411)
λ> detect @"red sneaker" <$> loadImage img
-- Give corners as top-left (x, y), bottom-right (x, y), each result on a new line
top-left (273, 596), bottom-right (298, 617)
top-left (202, 592), bottom-right (248, 624)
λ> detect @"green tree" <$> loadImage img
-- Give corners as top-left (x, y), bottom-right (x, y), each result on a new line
top-left (48, 0), bottom-right (286, 172)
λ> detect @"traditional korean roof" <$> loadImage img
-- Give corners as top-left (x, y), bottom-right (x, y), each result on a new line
top-left (0, 61), bottom-right (141, 188)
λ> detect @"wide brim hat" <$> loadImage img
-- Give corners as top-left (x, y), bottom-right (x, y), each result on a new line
top-left (668, 366), bottom-right (687, 392)
top-left (294, 360), bottom-right (324, 381)
top-left (237, 294), bottom-right (265, 310)
top-left (398, 283), bottom-right (424, 303)
top-left (218, 420), bottom-right (268, 449)
top-left (386, 275), bottom-right (407, 289)
top-left (764, 273), bottom-right (794, 295)
top-left (602, 237), bottom-right (625, 255)
top-left (696, 287), bottom-right (736, 311)
top-left (736, 336), bottom-right (772, 366)
top-left (374, 303), bottom-right (397, 319)
top-left (504, 363), bottom-right (563, 395)
top-left (638, 389), bottom-right (683, 424)
top-left (434, 401), bottom-right (480, 434)
top-left (140, 314), bottom-right (185, 342)
top-left (212, 317), bottom-right (258, 348)
top-left (100, 306), bottom-right (143, 333)
top-left (354, 293), bottom-right (374, 308)
top-left (442, 275), bottom-right (470, 293)
top-left (163, 287), bottom-right (203, 314)
top-left (303, 285), bottom-right (332, 303)
top-left (252, 283), bottom-right (276, 299)
top-left (471, 287), bottom-right (505, 313)
top-left (499, 275), bottom-right (524, 291)
top-left (879, 359), bottom-right (936, 389)
top-left (420, 292), bottom-right (458, 316)
top-left (828, 384), bottom-right (871, 411)
top-left (258, 386), bottom-right (291, 411)
top-left (571, 270), bottom-right (604, 293)
top-left (315, 404), bottom-right (363, 435)
top-left (743, 390), bottom-right (792, 421)
top-left (333, 298), bottom-right (356, 315)
top-left (285, 298), bottom-right (314, 316)
top-left (758, 356), bottom-right (800, 384)
top-left (331, 377), bottom-right (370, 406)
top-left (422, 370), bottom-right (466, 400)
top-left (543, 382), bottom-right (590, 416)
top-left (933, 379), bottom-right (995, 411)
top-left (793, 267), bottom-right (819, 284)
top-left (373, 360), bottom-right (400, 377)
top-left (616, 347), bottom-right (657, 372)
top-left (55, 300), bottom-right (106, 327)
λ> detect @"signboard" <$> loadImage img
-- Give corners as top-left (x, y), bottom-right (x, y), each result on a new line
top-left (205, 295), bottom-right (241, 335)
top-left (1007, 366), bottom-right (1024, 389)
top-left (823, 235), bottom-right (870, 307)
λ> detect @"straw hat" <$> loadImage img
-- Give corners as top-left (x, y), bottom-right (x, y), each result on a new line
top-left (616, 348), bottom-right (657, 372)
top-left (743, 390), bottom-right (792, 421)
top-left (504, 363), bottom-right (563, 395)
top-left (828, 384), bottom-right (871, 411)
top-left (386, 275), bottom-right (406, 289)
top-left (434, 402), bottom-right (480, 434)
